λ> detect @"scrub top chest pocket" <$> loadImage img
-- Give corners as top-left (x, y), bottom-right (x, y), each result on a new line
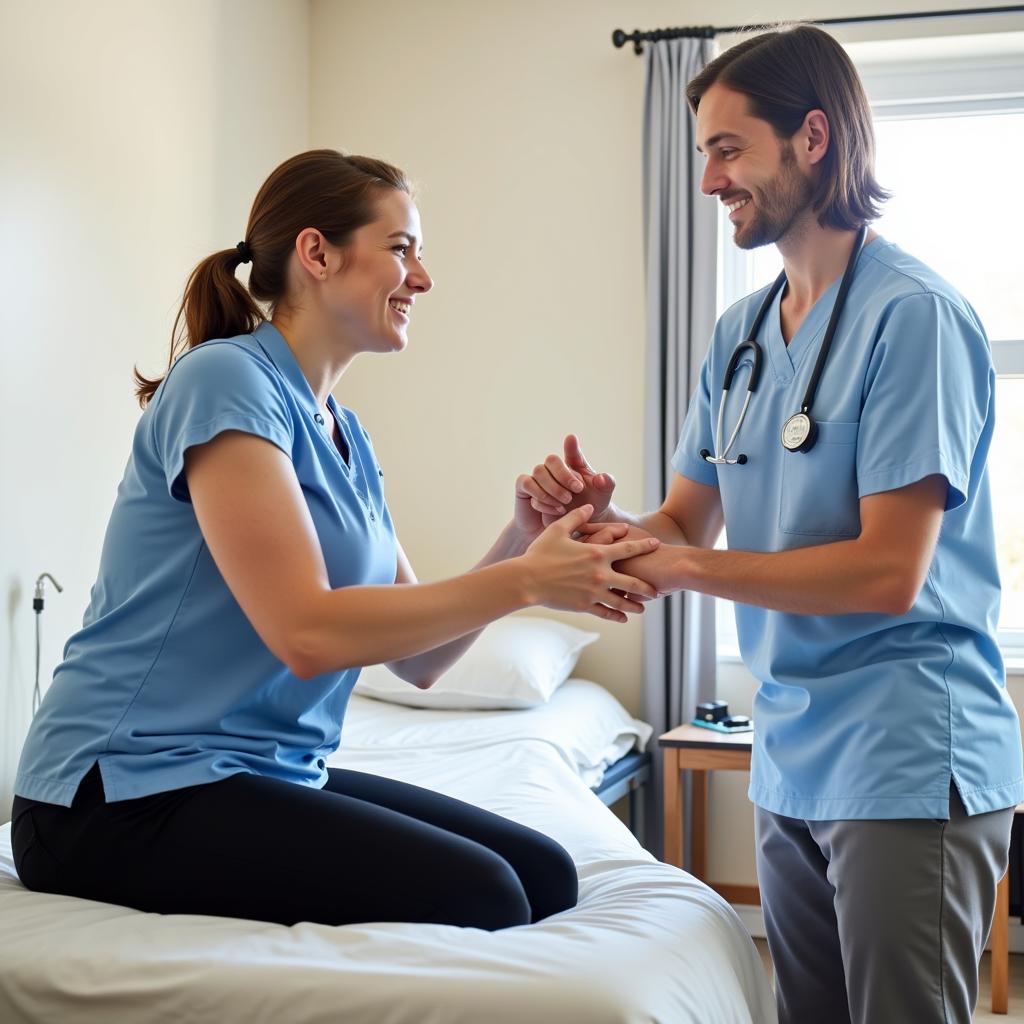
top-left (779, 420), bottom-right (861, 538)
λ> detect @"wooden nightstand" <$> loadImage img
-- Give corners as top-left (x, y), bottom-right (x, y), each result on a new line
top-left (659, 723), bottom-right (758, 906)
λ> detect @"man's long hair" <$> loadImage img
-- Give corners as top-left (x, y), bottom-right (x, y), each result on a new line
top-left (687, 25), bottom-right (889, 230)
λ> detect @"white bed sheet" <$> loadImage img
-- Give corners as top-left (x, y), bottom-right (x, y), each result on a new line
top-left (0, 681), bottom-right (775, 1024)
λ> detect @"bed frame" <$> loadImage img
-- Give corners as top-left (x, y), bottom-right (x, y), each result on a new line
top-left (592, 749), bottom-right (651, 844)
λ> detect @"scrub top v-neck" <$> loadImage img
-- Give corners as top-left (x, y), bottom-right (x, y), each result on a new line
top-left (769, 271), bottom-right (843, 369)
top-left (672, 236), bottom-right (1023, 822)
top-left (16, 321), bottom-right (397, 807)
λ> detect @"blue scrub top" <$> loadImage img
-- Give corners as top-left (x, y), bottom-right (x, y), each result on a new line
top-left (16, 322), bottom-right (397, 806)
top-left (673, 236), bottom-right (1023, 820)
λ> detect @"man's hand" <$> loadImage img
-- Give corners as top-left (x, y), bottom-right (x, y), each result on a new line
top-left (611, 544), bottom-right (679, 598)
top-left (577, 521), bottom-right (664, 603)
top-left (515, 435), bottom-right (618, 527)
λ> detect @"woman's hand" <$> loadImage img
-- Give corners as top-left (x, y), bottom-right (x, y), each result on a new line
top-left (515, 434), bottom-right (617, 527)
top-left (577, 522), bottom-right (656, 546)
top-left (519, 505), bottom-right (661, 622)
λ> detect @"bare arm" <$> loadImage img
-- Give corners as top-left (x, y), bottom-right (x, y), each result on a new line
top-left (185, 431), bottom-right (660, 681)
top-left (381, 527), bottom-right (527, 688)
top-left (614, 475), bottom-right (947, 616)
top-left (604, 472), bottom-right (725, 548)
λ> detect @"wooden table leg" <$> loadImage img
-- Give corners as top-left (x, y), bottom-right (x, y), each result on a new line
top-left (691, 769), bottom-right (709, 881)
top-left (663, 748), bottom-right (683, 869)
top-left (992, 869), bottom-right (1009, 1014)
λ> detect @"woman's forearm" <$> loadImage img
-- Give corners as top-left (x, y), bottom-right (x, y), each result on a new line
top-left (383, 521), bottom-right (534, 687)
top-left (291, 507), bottom-right (659, 681)
top-left (290, 555), bottom-right (533, 680)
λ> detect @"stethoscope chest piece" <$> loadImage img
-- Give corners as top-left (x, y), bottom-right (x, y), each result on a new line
top-left (781, 412), bottom-right (817, 453)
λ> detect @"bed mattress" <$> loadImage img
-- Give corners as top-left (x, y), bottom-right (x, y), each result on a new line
top-left (0, 680), bottom-right (775, 1023)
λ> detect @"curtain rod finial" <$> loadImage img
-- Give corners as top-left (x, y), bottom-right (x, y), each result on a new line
top-left (611, 28), bottom-right (645, 54)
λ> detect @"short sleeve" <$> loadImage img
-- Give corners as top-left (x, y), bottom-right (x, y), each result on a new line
top-left (856, 292), bottom-right (992, 511)
top-left (149, 341), bottom-right (295, 502)
top-left (671, 349), bottom-right (719, 487)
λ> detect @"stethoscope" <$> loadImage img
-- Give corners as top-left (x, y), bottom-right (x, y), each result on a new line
top-left (700, 224), bottom-right (867, 466)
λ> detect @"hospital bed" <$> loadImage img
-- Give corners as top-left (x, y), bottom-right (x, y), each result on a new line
top-left (0, 675), bottom-right (774, 1023)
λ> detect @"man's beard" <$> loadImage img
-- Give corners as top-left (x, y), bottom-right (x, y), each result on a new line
top-left (734, 143), bottom-right (814, 251)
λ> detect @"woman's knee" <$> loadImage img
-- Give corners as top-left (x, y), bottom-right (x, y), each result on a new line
top-left (10, 805), bottom-right (37, 886)
top-left (10, 805), bottom-right (63, 895)
top-left (446, 849), bottom-right (531, 931)
top-left (529, 837), bottom-right (578, 922)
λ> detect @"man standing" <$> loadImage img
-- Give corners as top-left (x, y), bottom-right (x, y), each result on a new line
top-left (519, 25), bottom-right (1022, 1023)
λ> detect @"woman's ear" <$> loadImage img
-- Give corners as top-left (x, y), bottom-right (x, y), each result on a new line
top-left (294, 227), bottom-right (329, 281)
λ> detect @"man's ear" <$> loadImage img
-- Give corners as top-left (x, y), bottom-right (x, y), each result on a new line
top-left (802, 109), bottom-right (830, 167)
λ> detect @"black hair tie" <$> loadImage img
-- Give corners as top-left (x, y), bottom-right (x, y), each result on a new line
top-left (236, 240), bottom-right (252, 264)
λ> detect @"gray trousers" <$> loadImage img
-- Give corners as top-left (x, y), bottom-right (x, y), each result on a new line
top-left (755, 786), bottom-right (1013, 1024)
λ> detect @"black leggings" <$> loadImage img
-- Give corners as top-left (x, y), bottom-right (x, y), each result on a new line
top-left (11, 763), bottom-right (577, 931)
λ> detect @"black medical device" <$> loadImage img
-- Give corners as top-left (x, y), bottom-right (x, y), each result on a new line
top-left (696, 700), bottom-right (729, 723)
top-left (693, 701), bottom-right (753, 733)
top-left (700, 224), bottom-right (867, 466)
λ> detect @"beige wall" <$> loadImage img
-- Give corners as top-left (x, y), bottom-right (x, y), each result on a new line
top-left (308, 0), bottom-right (1023, 888)
top-left (0, 0), bottom-right (309, 815)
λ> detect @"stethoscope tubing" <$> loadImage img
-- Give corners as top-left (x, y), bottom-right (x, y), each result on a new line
top-left (708, 386), bottom-right (753, 464)
top-left (701, 224), bottom-right (868, 466)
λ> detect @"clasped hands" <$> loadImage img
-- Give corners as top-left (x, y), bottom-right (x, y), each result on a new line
top-left (514, 434), bottom-right (671, 622)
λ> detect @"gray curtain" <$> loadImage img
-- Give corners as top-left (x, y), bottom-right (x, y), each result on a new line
top-left (640, 37), bottom-right (719, 863)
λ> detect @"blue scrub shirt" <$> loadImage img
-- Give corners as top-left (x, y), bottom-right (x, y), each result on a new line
top-left (16, 322), bottom-right (397, 806)
top-left (673, 236), bottom-right (1024, 820)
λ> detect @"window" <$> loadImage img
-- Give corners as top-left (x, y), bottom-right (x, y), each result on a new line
top-left (714, 35), bottom-right (1024, 664)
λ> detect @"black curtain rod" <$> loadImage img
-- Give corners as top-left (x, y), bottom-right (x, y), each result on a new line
top-left (612, 5), bottom-right (1024, 53)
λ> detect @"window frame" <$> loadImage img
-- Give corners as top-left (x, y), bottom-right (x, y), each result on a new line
top-left (714, 40), bottom-right (1024, 667)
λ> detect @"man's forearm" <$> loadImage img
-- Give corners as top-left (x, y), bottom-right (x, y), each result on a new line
top-left (620, 538), bottom-right (916, 617)
top-left (604, 503), bottom-right (690, 546)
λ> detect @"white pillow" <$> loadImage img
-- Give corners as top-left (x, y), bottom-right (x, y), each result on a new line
top-left (353, 616), bottom-right (600, 710)
top-left (339, 680), bottom-right (653, 788)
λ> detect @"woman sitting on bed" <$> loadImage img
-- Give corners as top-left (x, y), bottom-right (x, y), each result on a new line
top-left (11, 149), bottom-right (660, 931)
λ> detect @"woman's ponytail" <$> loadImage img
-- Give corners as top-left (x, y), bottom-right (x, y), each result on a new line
top-left (134, 245), bottom-right (264, 407)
